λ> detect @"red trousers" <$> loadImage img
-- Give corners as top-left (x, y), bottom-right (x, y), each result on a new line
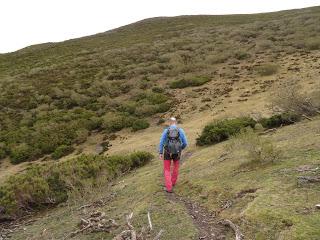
top-left (163, 160), bottom-right (179, 191)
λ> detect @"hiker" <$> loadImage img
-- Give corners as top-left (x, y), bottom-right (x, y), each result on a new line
top-left (159, 117), bottom-right (188, 193)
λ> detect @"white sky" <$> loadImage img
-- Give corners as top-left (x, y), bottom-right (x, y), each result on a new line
top-left (1, 0), bottom-right (320, 53)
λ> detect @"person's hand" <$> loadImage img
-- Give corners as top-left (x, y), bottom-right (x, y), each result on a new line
top-left (159, 154), bottom-right (163, 160)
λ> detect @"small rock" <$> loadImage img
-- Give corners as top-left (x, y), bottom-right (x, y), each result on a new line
top-left (316, 204), bottom-right (320, 209)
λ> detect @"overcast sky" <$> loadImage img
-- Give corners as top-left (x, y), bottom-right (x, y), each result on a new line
top-left (1, 0), bottom-right (320, 53)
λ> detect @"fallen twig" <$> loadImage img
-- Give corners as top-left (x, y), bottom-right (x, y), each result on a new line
top-left (153, 229), bottom-right (164, 240)
top-left (113, 212), bottom-right (163, 240)
top-left (221, 219), bottom-right (244, 240)
top-left (302, 114), bottom-right (312, 121)
top-left (147, 211), bottom-right (153, 231)
top-left (65, 210), bottom-right (118, 239)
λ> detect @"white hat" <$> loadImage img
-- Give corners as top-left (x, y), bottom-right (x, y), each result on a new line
top-left (169, 117), bottom-right (177, 121)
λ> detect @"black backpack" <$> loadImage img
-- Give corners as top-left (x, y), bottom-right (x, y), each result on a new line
top-left (165, 127), bottom-right (182, 154)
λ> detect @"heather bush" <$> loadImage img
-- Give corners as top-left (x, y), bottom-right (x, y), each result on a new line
top-left (102, 113), bottom-right (135, 133)
top-left (0, 151), bottom-right (153, 215)
top-left (52, 145), bottom-right (74, 159)
top-left (170, 76), bottom-right (211, 89)
top-left (131, 119), bottom-right (150, 131)
top-left (9, 143), bottom-right (38, 164)
top-left (234, 51), bottom-right (251, 60)
top-left (0, 143), bottom-right (7, 160)
top-left (196, 117), bottom-right (256, 146)
top-left (258, 112), bottom-right (301, 129)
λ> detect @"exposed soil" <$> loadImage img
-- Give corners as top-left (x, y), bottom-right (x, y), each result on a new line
top-left (166, 193), bottom-right (228, 240)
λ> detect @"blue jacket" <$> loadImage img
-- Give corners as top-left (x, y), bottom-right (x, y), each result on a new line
top-left (159, 125), bottom-right (188, 154)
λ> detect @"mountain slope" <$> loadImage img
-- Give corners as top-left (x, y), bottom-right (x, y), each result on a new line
top-left (0, 5), bottom-right (320, 240)
top-left (8, 116), bottom-right (320, 239)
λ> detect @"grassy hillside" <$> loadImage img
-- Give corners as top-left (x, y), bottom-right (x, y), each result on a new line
top-left (7, 117), bottom-right (320, 239)
top-left (0, 5), bottom-right (320, 240)
top-left (1, 6), bottom-right (320, 164)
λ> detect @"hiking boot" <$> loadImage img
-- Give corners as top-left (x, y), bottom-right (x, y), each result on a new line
top-left (165, 189), bottom-right (173, 193)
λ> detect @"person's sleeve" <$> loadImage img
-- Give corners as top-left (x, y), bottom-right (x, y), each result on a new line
top-left (179, 128), bottom-right (188, 149)
top-left (159, 129), bottom-right (168, 154)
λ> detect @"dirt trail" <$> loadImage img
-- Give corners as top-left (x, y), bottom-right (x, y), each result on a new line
top-left (166, 193), bottom-right (227, 240)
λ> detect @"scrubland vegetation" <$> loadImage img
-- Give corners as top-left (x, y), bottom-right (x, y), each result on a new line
top-left (0, 151), bottom-right (153, 215)
top-left (0, 5), bottom-right (320, 240)
top-left (1, 6), bottom-right (320, 164)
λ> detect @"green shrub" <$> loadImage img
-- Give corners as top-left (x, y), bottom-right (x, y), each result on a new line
top-left (196, 117), bottom-right (256, 146)
top-left (157, 118), bottom-right (165, 125)
top-left (169, 76), bottom-right (211, 89)
top-left (10, 144), bottom-right (38, 164)
top-left (227, 129), bottom-right (281, 166)
top-left (52, 145), bottom-right (74, 159)
top-left (75, 129), bottom-right (89, 144)
top-left (134, 102), bottom-right (171, 117)
top-left (0, 143), bottom-right (7, 160)
top-left (0, 151), bottom-right (153, 215)
top-left (152, 86), bottom-right (165, 93)
top-left (86, 117), bottom-right (103, 130)
top-left (118, 102), bottom-right (137, 114)
top-left (259, 113), bottom-right (301, 129)
top-left (102, 113), bottom-right (135, 132)
top-left (146, 92), bottom-right (168, 105)
top-left (234, 51), bottom-right (251, 60)
top-left (256, 64), bottom-right (279, 76)
top-left (155, 102), bottom-right (171, 113)
top-left (131, 119), bottom-right (150, 131)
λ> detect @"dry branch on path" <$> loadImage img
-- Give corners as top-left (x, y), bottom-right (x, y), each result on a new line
top-left (221, 219), bottom-right (244, 240)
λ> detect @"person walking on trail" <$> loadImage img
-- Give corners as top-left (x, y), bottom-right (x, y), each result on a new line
top-left (159, 117), bottom-right (188, 193)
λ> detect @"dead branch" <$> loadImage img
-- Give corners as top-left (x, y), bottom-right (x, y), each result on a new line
top-left (126, 212), bottom-right (134, 230)
top-left (153, 229), bottom-right (164, 240)
top-left (221, 219), bottom-right (244, 240)
top-left (77, 204), bottom-right (92, 210)
top-left (147, 211), bottom-right (153, 231)
top-left (258, 128), bottom-right (277, 135)
top-left (298, 175), bottom-right (320, 184)
top-left (302, 114), bottom-right (312, 121)
top-left (113, 212), bottom-right (163, 240)
top-left (65, 210), bottom-right (118, 239)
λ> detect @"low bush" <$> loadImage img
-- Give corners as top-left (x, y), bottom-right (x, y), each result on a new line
top-left (9, 144), bottom-right (39, 164)
top-left (52, 145), bottom-right (74, 159)
top-left (196, 117), bottom-right (256, 146)
top-left (234, 51), bottom-right (251, 60)
top-left (131, 119), bottom-right (150, 131)
top-left (227, 129), bottom-right (281, 166)
top-left (0, 151), bottom-right (153, 215)
top-left (256, 64), bottom-right (279, 76)
top-left (258, 112), bottom-right (301, 129)
top-left (152, 86), bottom-right (165, 93)
top-left (271, 83), bottom-right (320, 117)
top-left (169, 76), bottom-right (211, 89)
top-left (102, 113), bottom-right (135, 133)
top-left (305, 38), bottom-right (320, 50)
top-left (0, 143), bottom-right (7, 160)
top-left (206, 54), bottom-right (229, 64)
